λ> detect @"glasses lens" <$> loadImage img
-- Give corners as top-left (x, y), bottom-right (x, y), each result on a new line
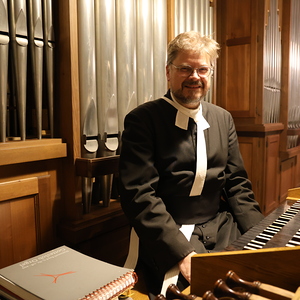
top-left (178, 66), bottom-right (193, 74)
top-left (198, 67), bottom-right (210, 76)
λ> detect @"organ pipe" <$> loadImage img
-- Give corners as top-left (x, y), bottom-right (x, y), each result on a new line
top-left (0, 0), bottom-right (9, 142)
top-left (136, 0), bottom-right (153, 105)
top-left (42, 0), bottom-right (54, 138)
top-left (77, 0), bottom-right (98, 213)
top-left (116, 0), bottom-right (137, 133)
top-left (153, 0), bottom-right (168, 99)
top-left (95, 0), bottom-right (118, 207)
top-left (27, 0), bottom-right (43, 139)
top-left (8, 0), bottom-right (28, 140)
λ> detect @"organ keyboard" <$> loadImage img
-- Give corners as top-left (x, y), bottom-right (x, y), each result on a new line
top-left (190, 192), bottom-right (300, 297)
top-left (226, 199), bottom-right (300, 251)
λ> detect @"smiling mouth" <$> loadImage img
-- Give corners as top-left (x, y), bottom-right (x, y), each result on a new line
top-left (185, 85), bottom-right (201, 89)
top-left (184, 83), bottom-right (203, 89)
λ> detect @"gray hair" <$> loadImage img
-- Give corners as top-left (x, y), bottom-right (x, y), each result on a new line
top-left (167, 31), bottom-right (220, 67)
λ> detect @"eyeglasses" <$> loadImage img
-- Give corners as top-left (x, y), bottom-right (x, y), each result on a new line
top-left (170, 63), bottom-right (213, 78)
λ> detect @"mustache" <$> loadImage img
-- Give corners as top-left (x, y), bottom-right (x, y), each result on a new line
top-left (184, 81), bottom-right (204, 87)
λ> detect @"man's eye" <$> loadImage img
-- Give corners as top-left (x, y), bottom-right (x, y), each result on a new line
top-left (199, 67), bottom-right (209, 73)
top-left (179, 67), bottom-right (192, 73)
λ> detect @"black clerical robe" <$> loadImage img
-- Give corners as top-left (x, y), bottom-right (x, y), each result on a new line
top-left (119, 91), bottom-right (263, 292)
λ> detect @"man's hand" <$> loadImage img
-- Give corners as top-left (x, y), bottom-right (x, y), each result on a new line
top-left (178, 251), bottom-right (197, 283)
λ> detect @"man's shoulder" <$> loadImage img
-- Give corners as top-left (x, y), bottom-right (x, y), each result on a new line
top-left (202, 101), bottom-right (231, 117)
top-left (128, 98), bottom-right (171, 116)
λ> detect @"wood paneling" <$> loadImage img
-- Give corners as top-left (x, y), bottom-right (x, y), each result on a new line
top-left (264, 134), bottom-right (280, 214)
top-left (238, 133), bottom-right (281, 215)
top-left (225, 0), bottom-right (252, 38)
top-left (0, 139), bottom-right (66, 166)
top-left (280, 157), bottom-right (296, 202)
top-left (0, 178), bottom-right (39, 268)
top-left (0, 178), bottom-right (38, 202)
top-left (217, 0), bottom-right (263, 123)
top-left (226, 44), bottom-right (251, 112)
top-left (238, 138), bottom-right (254, 180)
top-left (10, 196), bottom-right (38, 264)
top-left (0, 175), bottom-right (58, 268)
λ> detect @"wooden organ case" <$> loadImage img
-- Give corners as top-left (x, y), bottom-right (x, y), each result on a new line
top-left (190, 188), bottom-right (300, 296)
top-left (216, 0), bottom-right (300, 216)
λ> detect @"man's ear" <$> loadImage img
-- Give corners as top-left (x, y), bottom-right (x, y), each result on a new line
top-left (166, 64), bottom-right (170, 81)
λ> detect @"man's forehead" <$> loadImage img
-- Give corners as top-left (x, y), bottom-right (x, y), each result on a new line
top-left (173, 51), bottom-right (211, 64)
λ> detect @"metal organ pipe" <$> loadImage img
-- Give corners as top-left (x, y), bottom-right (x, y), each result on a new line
top-left (42, 0), bottom-right (54, 138)
top-left (95, 0), bottom-right (118, 207)
top-left (77, 0), bottom-right (98, 213)
top-left (191, 0), bottom-right (198, 33)
top-left (0, 0), bottom-right (9, 142)
top-left (136, 0), bottom-right (153, 105)
top-left (174, 0), bottom-right (186, 35)
top-left (153, 0), bottom-right (167, 99)
top-left (116, 0), bottom-right (137, 133)
top-left (77, 0), bottom-right (98, 157)
top-left (8, 0), bottom-right (28, 141)
top-left (95, 0), bottom-right (118, 153)
top-left (27, 0), bottom-right (43, 139)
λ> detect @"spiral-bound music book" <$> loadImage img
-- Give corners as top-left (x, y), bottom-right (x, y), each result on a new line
top-left (0, 246), bottom-right (137, 300)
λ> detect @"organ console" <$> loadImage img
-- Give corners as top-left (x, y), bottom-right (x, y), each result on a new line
top-left (190, 188), bottom-right (300, 297)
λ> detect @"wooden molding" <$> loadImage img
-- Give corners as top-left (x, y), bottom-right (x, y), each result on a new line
top-left (0, 177), bottom-right (39, 202)
top-left (0, 139), bottom-right (67, 166)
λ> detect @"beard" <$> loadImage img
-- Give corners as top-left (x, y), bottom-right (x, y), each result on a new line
top-left (171, 81), bottom-right (208, 106)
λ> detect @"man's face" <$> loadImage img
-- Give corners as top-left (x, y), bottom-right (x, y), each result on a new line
top-left (166, 51), bottom-right (212, 109)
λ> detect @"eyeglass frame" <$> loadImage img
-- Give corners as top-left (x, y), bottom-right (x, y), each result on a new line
top-left (170, 63), bottom-right (214, 78)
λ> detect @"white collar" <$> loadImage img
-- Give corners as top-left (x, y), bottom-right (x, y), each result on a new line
top-left (162, 94), bottom-right (210, 130)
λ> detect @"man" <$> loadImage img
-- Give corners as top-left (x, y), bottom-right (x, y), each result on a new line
top-left (119, 31), bottom-right (264, 296)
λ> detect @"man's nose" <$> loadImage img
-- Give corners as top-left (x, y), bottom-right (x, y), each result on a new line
top-left (189, 69), bottom-right (201, 78)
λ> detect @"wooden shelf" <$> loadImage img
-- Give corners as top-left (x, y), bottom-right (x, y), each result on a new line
top-left (280, 145), bottom-right (300, 160)
top-left (287, 128), bottom-right (300, 135)
top-left (0, 139), bottom-right (67, 166)
top-left (236, 123), bottom-right (284, 137)
top-left (75, 155), bottom-right (120, 177)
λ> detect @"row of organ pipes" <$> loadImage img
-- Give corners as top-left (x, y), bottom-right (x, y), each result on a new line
top-left (263, 0), bottom-right (300, 149)
top-left (263, 0), bottom-right (282, 125)
top-left (288, 0), bottom-right (300, 148)
top-left (0, 0), bottom-right (54, 142)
